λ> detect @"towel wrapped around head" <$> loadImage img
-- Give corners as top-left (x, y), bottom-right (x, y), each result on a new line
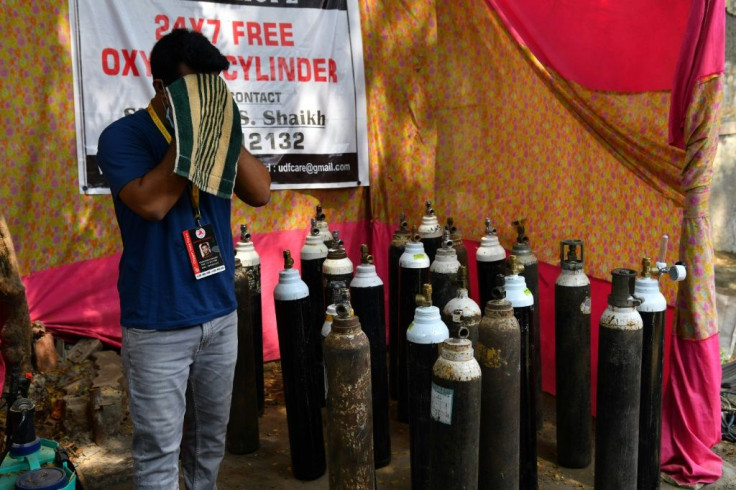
top-left (166, 73), bottom-right (243, 199)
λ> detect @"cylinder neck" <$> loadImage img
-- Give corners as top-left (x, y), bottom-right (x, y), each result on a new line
top-left (440, 338), bottom-right (474, 361)
top-left (332, 314), bottom-right (361, 333)
top-left (608, 268), bottom-right (641, 308)
top-left (485, 298), bottom-right (513, 316)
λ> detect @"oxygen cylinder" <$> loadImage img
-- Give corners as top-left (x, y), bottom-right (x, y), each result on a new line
top-left (477, 276), bottom-right (520, 489)
top-left (476, 218), bottom-right (507, 311)
top-left (398, 231), bottom-right (430, 423)
top-left (301, 220), bottom-right (330, 407)
top-left (227, 258), bottom-right (260, 454)
top-left (430, 229), bottom-right (460, 313)
top-left (418, 200), bottom-right (443, 264)
top-left (429, 336), bottom-right (482, 490)
top-left (389, 214), bottom-right (410, 400)
top-left (595, 268), bottom-right (643, 490)
top-left (505, 255), bottom-right (537, 490)
top-left (512, 219), bottom-right (542, 428)
top-left (554, 240), bottom-right (591, 468)
top-left (273, 250), bottom-right (326, 480)
top-left (350, 245), bottom-right (391, 468)
top-left (235, 224), bottom-right (264, 415)
top-left (442, 266), bottom-right (482, 347)
top-left (446, 217), bottom-right (469, 270)
top-left (323, 230), bottom-right (354, 309)
top-left (324, 302), bottom-right (375, 490)
top-left (636, 236), bottom-right (686, 490)
top-left (314, 204), bottom-right (332, 247)
top-left (406, 284), bottom-right (449, 490)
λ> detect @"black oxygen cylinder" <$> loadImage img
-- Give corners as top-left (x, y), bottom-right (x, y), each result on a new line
top-left (235, 224), bottom-right (264, 415)
top-left (273, 250), bottom-right (326, 481)
top-left (505, 255), bottom-right (537, 490)
top-left (635, 237), bottom-right (686, 490)
top-left (406, 284), bottom-right (450, 490)
top-left (227, 259), bottom-right (260, 454)
top-left (324, 303), bottom-right (375, 489)
top-left (636, 259), bottom-right (667, 490)
top-left (429, 336), bottom-right (482, 490)
top-left (512, 219), bottom-right (542, 429)
top-left (477, 277), bottom-right (520, 489)
top-left (446, 217), bottom-right (469, 271)
top-left (554, 240), bottom-right (591, 468)
top-left (350, 244), bottom-right (391, 468)
top-left (301, 220), bottom-right (330, 408)
top-left (389, 215), bottom-right (410, 400)
top-left (418, 200), bottom-right (443, 264)
top-left (476, 218), bottom-right (507, 312)
top-left (429, 229), bottom-right (460, 313)
top-left (441, 266), bottom-right (482, 348)
top-left (398, 231), bottom-right (430, 423)
top-left (595, 268), bottom-right (643, 490)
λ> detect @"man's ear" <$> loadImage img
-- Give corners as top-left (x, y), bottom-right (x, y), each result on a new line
top-left (152, 79), bottom-right (165, 95)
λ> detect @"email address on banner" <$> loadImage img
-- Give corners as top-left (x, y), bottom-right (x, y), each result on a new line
top-left (266, 162), bottom-right (352, 175)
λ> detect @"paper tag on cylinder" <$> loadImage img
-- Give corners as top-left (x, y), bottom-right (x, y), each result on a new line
top-left (430, 383), bottom-right (454, 425)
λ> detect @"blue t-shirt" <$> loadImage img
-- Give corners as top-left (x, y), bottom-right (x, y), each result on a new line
top-left (97, 109), bottom-right (236, 329)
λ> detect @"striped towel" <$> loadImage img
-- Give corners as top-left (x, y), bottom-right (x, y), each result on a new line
top-left (166, 73), bottom-right (242, 199)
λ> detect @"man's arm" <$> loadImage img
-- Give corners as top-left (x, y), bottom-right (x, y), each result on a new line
top-left (234, 146), bottom-right (271, 207)
top-left (118, 140), bottom-right (188, 221)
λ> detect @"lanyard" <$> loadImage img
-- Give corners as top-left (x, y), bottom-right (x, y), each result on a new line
top-left (147, 103), bottom-right (202, 227)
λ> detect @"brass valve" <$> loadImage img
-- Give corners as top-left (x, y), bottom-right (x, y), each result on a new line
top-left (508, 254), bottom-right (524, 276)
top-left (484, 217), bottom-right (497, 236)
top-left (283, 250), bottom-right (294, 269)
top-left (360, 244), bottom-right (374, 265)
top-left (416, 283), bottom-right (433, 307)
top-left (410, 225), bottom-right (421, 243)
top-left (425, 200), bottom-right (435, 216)
top-left (513, 218), bottom-right (528, 244)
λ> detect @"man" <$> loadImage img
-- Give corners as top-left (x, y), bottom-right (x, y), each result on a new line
top-left (97, 29), bottom-right (270, 489)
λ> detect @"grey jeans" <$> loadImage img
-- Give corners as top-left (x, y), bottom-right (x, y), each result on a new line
top-left (122, 310), bottom-right (238, 490)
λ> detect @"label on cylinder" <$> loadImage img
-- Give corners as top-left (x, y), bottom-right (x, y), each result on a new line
top-left (581, 297), bottom-right (591, 314)
top-left (430, 383), bottom-right (454, 425)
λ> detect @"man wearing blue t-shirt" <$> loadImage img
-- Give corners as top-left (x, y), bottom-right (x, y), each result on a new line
top-left (96, 29), bottom-right (270, 489)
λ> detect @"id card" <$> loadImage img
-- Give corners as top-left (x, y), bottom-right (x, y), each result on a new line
top-left (182, 224), bottom-right (226, 280)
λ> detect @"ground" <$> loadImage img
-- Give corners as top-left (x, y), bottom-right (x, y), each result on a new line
top-left (43, 361), bottom-right (733, 489)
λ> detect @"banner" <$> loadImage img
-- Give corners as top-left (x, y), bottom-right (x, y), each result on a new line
top-left (69, 0), bottom-right (369, 192)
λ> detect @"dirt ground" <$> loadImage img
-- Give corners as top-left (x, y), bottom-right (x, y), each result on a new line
top-left (60, 360), bottom-right (736, 489)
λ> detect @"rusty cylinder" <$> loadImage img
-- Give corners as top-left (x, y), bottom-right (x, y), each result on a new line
top-left (325, 306), bottom-right (375, 490)
top-left (594, 268), bottom-right (643, 490)
top-left (476, 218), bottom-right (506, 312)
top-left (389, 215), bottom-right (410, 400)
top-left (442, 266), bottom-right (481, 348)
top-left (429, 337), bottom-right (482, 490)
top-left (477, 281), bottom-right (520, 489)
top-left (273, 251), bottom-right (326, 480)
top-left (430, 230), bottom-right (460, 313)
top-left (407, 284), bottom-right (449, 490)
top-left (235, 224), bottom-right (264, 415)
top-left (226, 259), bottom-right (260, 454)
top-left (418, 200), bottom-right (443, 264)
top-left (350, 245), bottom-right (391, 468)
top-left (398, 234), bottom-right (430, 423)
top-left (505, 255), bottom-right (537, 489)
top-left (555, 240), bottom-right (591, 468)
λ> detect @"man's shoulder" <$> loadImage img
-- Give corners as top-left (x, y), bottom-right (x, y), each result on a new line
top-left (99, 110), bottom-right (152, 145)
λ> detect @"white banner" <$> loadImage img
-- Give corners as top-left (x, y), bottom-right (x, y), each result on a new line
top-left (69, 0), bottom-right (369, 193)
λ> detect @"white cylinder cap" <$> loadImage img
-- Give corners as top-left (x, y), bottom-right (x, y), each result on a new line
top-left (351, 263), bottom-right (383, 288)
top-left (505, 274), bottom-right (533, 308)
top-left (301, 234), bottom-right (329, 260)
top-left (235, 240), bottom-right (260, 267)
top-left (476, 234), bottom-right (506, 262)
top-left (635, 277), bottom-right (667, 313)
top-left (274, 268), bottom-right (309, 301)
top-left (418, 214), bottom-right (442, 238)
top-left (400, 242), bottom-right (430, 268)
top-left (407, 306), bottom-right (449, 345)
